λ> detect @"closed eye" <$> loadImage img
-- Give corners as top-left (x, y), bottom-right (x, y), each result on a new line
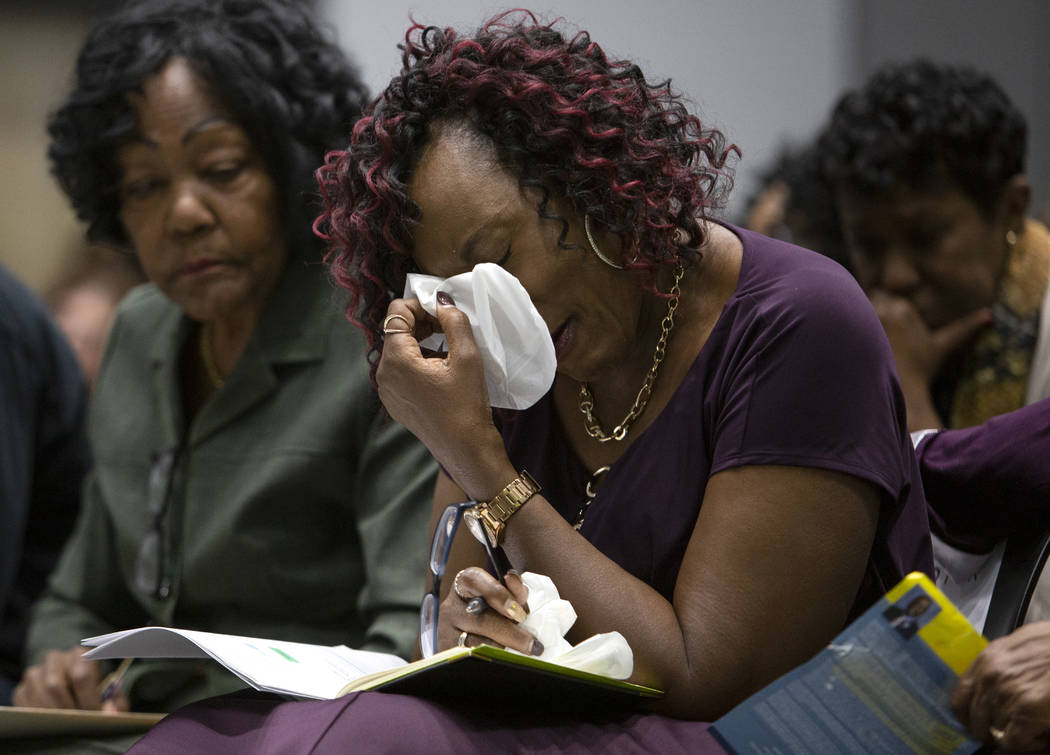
top-left (204, 162), bottom-right (245, 184)
top-left (122, 177), bottom-right (165, 200)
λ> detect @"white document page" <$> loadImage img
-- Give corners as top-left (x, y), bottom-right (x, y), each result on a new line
top-left (83, 627), bottom-right (407, 700)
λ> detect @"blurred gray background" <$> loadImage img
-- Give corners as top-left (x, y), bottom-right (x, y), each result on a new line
top-left (3, 0), bottom-right (1047, 292)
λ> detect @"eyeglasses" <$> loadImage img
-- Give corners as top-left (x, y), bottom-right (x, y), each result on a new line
top-left (134, 447), bottom-right (179, 599)
top-left (419, 501), bottom-right (513, 658)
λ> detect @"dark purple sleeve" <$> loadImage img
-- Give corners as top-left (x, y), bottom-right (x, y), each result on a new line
top-left (709, 263), bottom-right (913, 500)
top-left (920, 399), bottom-right (1050, 541)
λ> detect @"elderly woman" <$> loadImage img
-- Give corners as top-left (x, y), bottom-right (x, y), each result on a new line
top-left (134, 12), bottom-right (930, 752)
top-left (822, 58), bottom-right (1050, 642)
top-left (820, 60), bottom-right (1050, 433)
top-left (13, 0), bottom-right (435, 722)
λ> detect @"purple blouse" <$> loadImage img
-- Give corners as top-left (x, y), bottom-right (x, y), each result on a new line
top-left (921, 398), bottom-right (1050, 550)
top-left (499, 225), bottom-right (932, 621)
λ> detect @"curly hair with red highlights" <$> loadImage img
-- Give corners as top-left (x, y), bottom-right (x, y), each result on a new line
top-left (316, 10), bottom-right (737, 371)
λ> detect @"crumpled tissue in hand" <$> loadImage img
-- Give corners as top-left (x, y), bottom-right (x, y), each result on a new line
top-left (404, 263), bottom-right (556, 410)
top-left (514, 571), bottom-right (634, 680)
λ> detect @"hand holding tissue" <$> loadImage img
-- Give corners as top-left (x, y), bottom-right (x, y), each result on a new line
top-left (404, 264), bottom-right (557, 410)
top-left (514, 571), bottom-right (634, 679)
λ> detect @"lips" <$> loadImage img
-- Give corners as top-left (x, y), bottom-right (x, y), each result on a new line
top-left (551, 318), bottom-right (575, 362)
top-left (179, 259), bottom-right (224, 277)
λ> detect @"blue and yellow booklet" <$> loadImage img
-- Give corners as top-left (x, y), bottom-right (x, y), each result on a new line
top-left (711, 572), bottom-right (987, 754)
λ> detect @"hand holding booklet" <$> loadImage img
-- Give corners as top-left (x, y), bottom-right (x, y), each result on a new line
top-left (711, 572), bottom-right (987, 755)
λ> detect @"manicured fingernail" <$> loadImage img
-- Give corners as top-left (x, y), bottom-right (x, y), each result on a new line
top-left (505, 600), bottom-right (527, 623)
top-left (437, 291), bottom-right (454, 306)
top-left (529, 639), bottom-right (544, 656)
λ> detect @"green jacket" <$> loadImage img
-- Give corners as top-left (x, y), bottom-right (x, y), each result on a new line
top-left (26, 259), bottom-right (436, 711)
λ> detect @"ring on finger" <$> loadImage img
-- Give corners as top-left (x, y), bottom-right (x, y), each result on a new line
top-left (457, 631), bottom-right (469, 647)
top-left (453, 569), bottom-right (470, 600)
top-left (989, 725), bottom-right (1006, 742)
top-left (382, 313), bottom-right (412, 335)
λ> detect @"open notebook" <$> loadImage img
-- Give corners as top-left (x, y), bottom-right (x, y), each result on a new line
top-left (82, 627), bottom-right (661, 709)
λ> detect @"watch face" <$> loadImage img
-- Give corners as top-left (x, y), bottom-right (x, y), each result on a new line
top-left (463, 509), bottom-right (488, 546)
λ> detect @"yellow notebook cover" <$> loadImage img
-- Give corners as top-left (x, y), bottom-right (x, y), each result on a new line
top-left (340, 644), bottom-right (662, 711)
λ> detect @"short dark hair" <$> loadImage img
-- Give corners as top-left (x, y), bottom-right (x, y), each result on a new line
top-left (49, 0), bottom-right (369, 252)
top-left (746, 141), bottom-right (848, 269)
top-left (820, 59), bottom-right (1026, 215)
top-left (317, 10), bottom-right (737, 369)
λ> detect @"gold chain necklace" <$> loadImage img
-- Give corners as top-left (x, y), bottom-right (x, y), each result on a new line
top-left (574, 465), bottom-right (610, 530)
top-left (577, 262), bottom-right (685, 442)
top-left (199, 323), bottom-right (226, 389)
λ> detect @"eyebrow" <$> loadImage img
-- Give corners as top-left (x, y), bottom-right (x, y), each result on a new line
top-left (123, 116), bottom-right (238, 149)
top-left (182, 116), bottom-right (234, 145)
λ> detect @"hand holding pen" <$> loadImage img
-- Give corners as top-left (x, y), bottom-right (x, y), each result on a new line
top-left (13, 646), bottom-right (129, 711)
top-left (461, 542), bottom-right (514, 617)
top-left (451, 568), bottom-right (541, 656)
top-left (98, 656), bottom-right (134, 712)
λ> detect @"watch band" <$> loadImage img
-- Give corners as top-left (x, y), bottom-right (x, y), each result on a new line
top-left (468, 470), bottom-right (541, 547)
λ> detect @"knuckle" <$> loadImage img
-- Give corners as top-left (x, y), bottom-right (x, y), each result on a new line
top-left (42, 671), bottom-right (67, 695)
top-left (69, 661), bottom-right (94, 685)
top-left (458, 566), bottom-right (488, 586)
top-left (1014, 689), bottom-right (1044, 717)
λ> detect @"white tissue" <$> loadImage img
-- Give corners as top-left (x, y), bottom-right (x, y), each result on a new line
top-left (514, 571), bottom-right (634, 680)
top-left (548, 632), bottom-right (634, 679)
top-left (403, 264), bottom-right (557, 410)
top-left (520, 572), bottom-right (575, 659)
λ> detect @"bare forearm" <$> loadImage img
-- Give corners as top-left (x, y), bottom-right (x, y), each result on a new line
top-left (495, 466), bottom-right (878, 720)
top-left (501, 499), bottom-right (749, 719)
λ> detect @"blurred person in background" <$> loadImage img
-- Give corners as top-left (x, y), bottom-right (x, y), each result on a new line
top-left (46, 243), bottom-right (145, 391)
top-left (0, 262), bottom-right (88, 705)
top-left (742, 140), bottom-right (849, 270)
top-left (822, 59), bottom-right (1050, 687)
top-left (821, 59), bottom-right (1050, 432)
top-left (13, 0), bottom-right (436, 729)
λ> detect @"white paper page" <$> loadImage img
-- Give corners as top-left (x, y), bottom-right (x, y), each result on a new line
top-left (931, 534), bottom-right (1005, 633)
top-left (83, 627), bottom-right (407, 700)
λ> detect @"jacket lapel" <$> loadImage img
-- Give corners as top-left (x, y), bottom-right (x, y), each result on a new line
top-left (187, 259), bottom-right (337, 447)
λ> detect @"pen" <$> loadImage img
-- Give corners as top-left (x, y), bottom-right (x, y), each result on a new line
top-left (98, 656), bottom-right (134, 704)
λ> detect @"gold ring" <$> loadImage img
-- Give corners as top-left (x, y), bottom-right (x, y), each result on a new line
top-left (989, 725), bottom-right (1006, 742)
top-left (453, 569), bottom-right (469, 600)
top-left (382, 313), bottom-right (412, 335)
top-left (457, 631), bottom-right (469, 647)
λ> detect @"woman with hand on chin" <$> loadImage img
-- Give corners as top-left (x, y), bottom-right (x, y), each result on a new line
top-left (820, 60), bottom-right (1050, 433)
top-left (14, 0), bottom-right (436, 724)
top-left (135, 11), bottom-right (931, 750)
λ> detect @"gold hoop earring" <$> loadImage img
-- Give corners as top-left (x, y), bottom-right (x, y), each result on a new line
top-left (1006, 229), bottom-right (1018, 246)
top-left (584, 215), bottom-right (625, 269)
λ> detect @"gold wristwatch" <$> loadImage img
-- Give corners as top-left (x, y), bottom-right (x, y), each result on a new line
top-left (464, 470), bottom-right (541, 548)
